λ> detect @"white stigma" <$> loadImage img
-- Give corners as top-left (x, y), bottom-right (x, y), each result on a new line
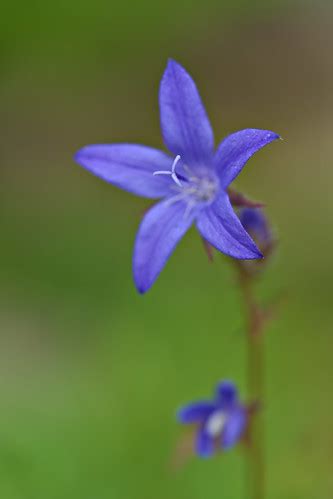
top-left (205, 410), bottom-right (227, 438)
top-left (153, 155), bottom-right (182, 187)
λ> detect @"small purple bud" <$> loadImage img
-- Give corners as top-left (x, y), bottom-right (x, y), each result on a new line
top-left (238, 208), bottom-right (276, 267)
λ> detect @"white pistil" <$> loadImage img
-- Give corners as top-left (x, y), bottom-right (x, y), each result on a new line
top-left (205, 410), bottom-right (227, 438)
top-left (153, 155), bottom-right (182, 187)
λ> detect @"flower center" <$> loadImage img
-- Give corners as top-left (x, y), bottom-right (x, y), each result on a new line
top-left (184, 175), bottom-right (218, 203)
top-left (205, 410), bottom-right (227, 438)
top-left (153, 155), bottom-right (218, 206)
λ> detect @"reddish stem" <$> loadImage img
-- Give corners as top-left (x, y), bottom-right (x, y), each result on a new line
top-left (237, 265), bottom-right (266, 499)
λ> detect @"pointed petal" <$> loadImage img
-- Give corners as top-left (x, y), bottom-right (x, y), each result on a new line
top-left (215, 381), bottom-right (238, 408)
top-left (159, 59), bottom-right (214, 167)
top-left (177, 402), bottom-right (216, 424)
top-left (196, 428), bottom-right (215, 458)
top-left (214, 129), bottom-right (280, 188)
top-left (74, 144), bottom-right (174, 198)
top-left (196, 193), bottom-right (262, 260)
top-left (221, 407), bottom-right (247, 450)
top-left (133, 198), bottom-right (196, 293)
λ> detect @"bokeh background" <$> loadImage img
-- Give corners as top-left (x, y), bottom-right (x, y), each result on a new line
top-left (1, 0), bottom-right (332, 497)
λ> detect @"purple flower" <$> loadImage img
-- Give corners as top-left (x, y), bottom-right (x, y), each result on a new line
top-left (177, 381), bottom-right (247, 458)
top-left (75, 59), bottom-right (279, 293)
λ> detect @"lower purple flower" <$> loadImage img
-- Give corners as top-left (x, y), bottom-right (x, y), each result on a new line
top-left (177, 381), bottom-right (247, 458)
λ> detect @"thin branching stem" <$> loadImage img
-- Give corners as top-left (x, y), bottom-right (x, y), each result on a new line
top-left (237, 265), bottom-right (266, 499)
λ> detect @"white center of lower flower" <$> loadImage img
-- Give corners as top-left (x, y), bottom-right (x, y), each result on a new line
top-left (205, 410), bottom-right (227, 438)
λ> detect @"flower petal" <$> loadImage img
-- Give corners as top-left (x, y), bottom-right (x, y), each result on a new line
top-left (133, 198), bottom-right (196, 293)
top-left (214, 129), bottom-right (280, 188)
top-left (74, 144), bottom-right (174, 198)
top-left (159, 59), bottom-right (214, 167)
top-left (215, 381), bottom-right (238, 408)
top-left (196, 192), bottom-right (263, 260)
top-left (177, 402), bottom-right (216, 424)
top-left (196, 428), bottom-right (215, 458)
top-left (221, 407), bottom-right (247, 450)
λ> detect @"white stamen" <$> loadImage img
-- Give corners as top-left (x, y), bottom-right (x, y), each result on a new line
top-left (205, 410), bottom-right (227, 438)
top-left (164, 192), bottom-right (188, 207)
top-left (153, 155), bottom-right (182, 186)
top-left (165, 194), bottom-right (196, 220)
top-left (183, 199), bottom-right (196, 220)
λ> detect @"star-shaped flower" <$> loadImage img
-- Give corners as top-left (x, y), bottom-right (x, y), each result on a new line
top-left (75, 59), bottom-right (279, 293)
top-left (177, 380), bottom-right (247, 458)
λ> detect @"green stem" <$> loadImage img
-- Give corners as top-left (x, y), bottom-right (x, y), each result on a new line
top-left (238, 268), bottom-right (265, 499)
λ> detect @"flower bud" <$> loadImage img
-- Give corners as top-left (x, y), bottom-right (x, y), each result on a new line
top-left (238, 208), bottom-right (276, 271)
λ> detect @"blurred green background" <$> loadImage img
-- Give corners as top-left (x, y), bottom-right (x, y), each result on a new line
top-left (1, 0), bottom-right (333, 497)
